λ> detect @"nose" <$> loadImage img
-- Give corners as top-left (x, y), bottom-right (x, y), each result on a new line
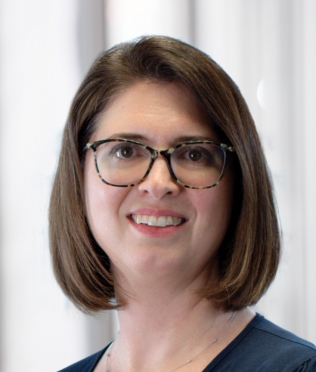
top-left (138, 157), bottom-right (181, 199)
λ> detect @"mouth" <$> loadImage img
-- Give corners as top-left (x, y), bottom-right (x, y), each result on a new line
top-left (131, 214), bottom-right (185, 227)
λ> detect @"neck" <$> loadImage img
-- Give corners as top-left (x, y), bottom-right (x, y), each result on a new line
top-left (108, 278), bottom-right (237, 372)
top-left (103, 266), bottom-right (254, 372)
top-left (119, 290), bottom-right (218, 337)
top-left (107, 307), bottom-right (241, 372)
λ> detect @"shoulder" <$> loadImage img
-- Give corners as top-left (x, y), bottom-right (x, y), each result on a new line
top-left (57, 347), bottom-right (107, 372)
top-left (206, 314), bottom-right (316, 372)
top-left (252, 315), bottom-right (316, 359)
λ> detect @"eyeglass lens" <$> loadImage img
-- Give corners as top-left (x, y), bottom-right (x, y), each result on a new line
top-left (94, 141), bottom-right (226, 188)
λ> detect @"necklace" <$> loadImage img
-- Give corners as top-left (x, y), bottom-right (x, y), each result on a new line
top-left (170, 311), bottom-right (236, 372)
top-left (105, 331), bottom-right (120, 372)
top-left (105, 311), bottom-right (236, 372)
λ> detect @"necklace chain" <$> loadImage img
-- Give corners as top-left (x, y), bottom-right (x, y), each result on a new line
top-left (106, 311), bottom-right (236, 372)
top-left (105, 332), bottom-right (119, 372)
top-left (170, 311), bottom-right (236, 372)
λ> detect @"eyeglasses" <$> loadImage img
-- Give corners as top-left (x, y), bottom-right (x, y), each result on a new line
top-left (85, 138), bottom-right (235, 189)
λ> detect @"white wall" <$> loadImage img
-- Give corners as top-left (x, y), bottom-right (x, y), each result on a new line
top-left (104, 0), bottom-right (194, 45)
top-left (0, 1), bottom-right (88, 371)
top-left (0, 1), bottom-right (315, 371)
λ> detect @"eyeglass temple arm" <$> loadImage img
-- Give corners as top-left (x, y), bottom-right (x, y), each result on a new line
top-left (220, 144), bottom-right (235, 152)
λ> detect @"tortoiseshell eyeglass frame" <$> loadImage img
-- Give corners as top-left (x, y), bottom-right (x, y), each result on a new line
top-left (85, 138), bottom-right (235, 189)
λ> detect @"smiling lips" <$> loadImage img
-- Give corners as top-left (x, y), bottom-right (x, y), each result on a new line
top-left (131, 214), bottom-right (184, 227)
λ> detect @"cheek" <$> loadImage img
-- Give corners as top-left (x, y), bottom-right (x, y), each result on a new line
top-left (190, 182), bottom-right (234, 247)
top-left (84, 156), bottom-right (127, 246)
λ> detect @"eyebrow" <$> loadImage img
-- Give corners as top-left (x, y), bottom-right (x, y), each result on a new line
top-left (175, 135), bottom-right (215, 142)
top-left (108, 133), bottom-right (147, 141)
top-left (108, 133), bottom-right (216, 143)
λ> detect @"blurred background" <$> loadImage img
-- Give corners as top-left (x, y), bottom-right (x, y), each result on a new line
top-left (0, 0), bottom-right (315, 371)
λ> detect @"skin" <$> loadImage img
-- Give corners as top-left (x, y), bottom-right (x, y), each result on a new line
top-left (84, 81), bottom-right (254, 371)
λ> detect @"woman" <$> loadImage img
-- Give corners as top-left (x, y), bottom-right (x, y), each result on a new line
top-left (50, 36), bottom-right (316, 371)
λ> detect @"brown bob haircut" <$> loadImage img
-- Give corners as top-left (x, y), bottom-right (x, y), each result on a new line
top-left (49, 35), bottom-right (280, 312)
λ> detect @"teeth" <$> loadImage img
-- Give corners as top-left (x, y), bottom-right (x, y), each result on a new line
top-left (157, 216), bottom-right (166, 227)
top-left (131, 214), bottom-right (183, 227)
top-left (148, 216), bottom-right (157, 226)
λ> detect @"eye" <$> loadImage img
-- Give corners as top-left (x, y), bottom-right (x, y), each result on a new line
top-left (187, 149), bottom-right (204, 162)
top-left (115, 145), bottom-right (135, 158)
top-left (177, 146), bottom-right (212, 164)
top-left (173, 144), bottom-right (224, 170)
top-left (109, 142), bottom-right (148, 161)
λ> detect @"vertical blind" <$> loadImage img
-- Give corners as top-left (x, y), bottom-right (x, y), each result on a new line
top-left (0, 1), bottom-right (315, 371)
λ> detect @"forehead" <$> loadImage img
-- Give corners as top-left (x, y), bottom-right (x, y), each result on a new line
top-left (91, 81), bottom-right (217, 145)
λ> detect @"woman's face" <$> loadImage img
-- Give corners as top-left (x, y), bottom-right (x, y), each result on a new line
top-left (84, 81), bottom-right (234, 286)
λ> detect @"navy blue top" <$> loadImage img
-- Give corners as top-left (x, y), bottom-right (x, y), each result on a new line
top-left (59, 314), bottom-right (316, 371)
